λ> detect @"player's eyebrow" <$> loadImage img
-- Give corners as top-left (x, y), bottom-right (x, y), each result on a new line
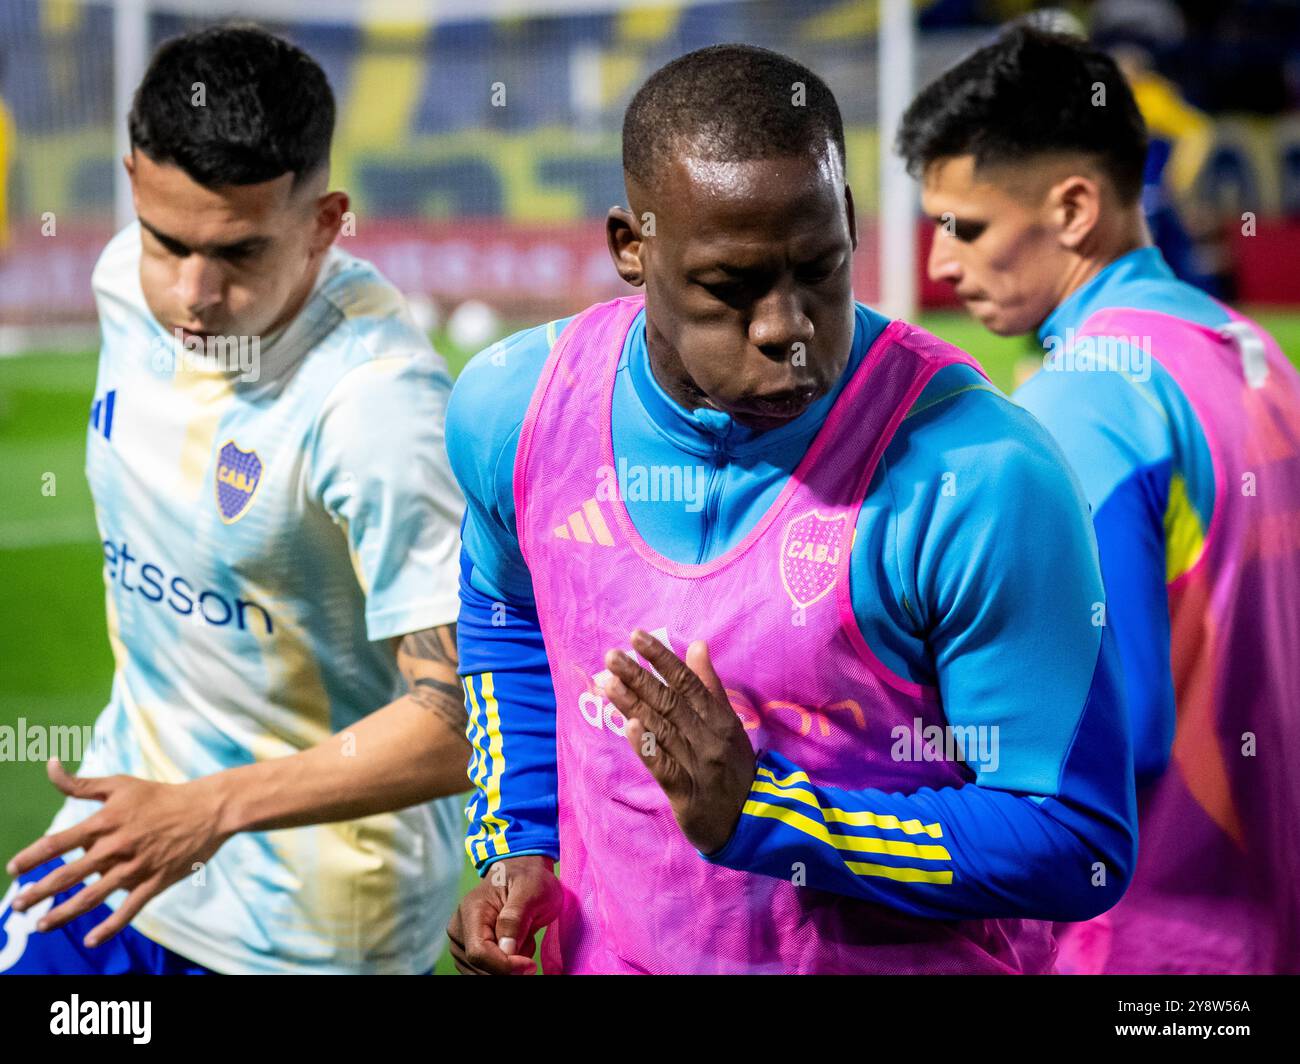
top-left (688, 261), bottom-right (759, 279)
top-left (138, 216), bottom-right (271, 258)
top-left (686, 240), bottom-right (837, 279)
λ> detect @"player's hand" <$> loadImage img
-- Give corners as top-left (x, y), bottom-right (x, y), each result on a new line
top-left (4, 758), bottom-right (232, 947)
top-left (603, 629), bottom-right (756, 855)
top-left (446, 854), bottom-right (562, 975)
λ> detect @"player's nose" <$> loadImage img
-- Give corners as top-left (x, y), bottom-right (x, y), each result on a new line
top-left (927, 233), bottom-right (962, 286)
top-left (749, 284), bottom-right (814, 358)
top-left (175, 254), bottom-right (225, 315)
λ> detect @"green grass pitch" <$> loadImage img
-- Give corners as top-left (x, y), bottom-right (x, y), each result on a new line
top-left (3, 308), bottom-right (1299, 972)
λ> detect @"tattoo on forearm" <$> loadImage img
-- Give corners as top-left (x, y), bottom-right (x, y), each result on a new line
top-left (410, 676), bottom-right (469, 731)
top-left (400, 624), bottom-right (458, 667)
top-left (397, 624), bottom-right (468, 732)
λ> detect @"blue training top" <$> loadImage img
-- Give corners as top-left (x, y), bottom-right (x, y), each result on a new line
top-left (448, 301), bottom-right (1137, 921)
top-left (1016, 246), bottom-right (1221, 786)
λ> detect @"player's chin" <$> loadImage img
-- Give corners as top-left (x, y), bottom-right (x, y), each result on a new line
top-left (966, 300), bottom-right (1026, 338)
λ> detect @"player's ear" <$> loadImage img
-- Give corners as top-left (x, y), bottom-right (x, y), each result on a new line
top-left (123, 152), bottom-right (140, 215)
top-left (844, 184), bottom-right (859, 251)
top-left (1051, 174), bottom-right (1102, 251)
top-left (606, 206), bottom-right (645, 288)
top-left (311, 190), bottom-right (350, 255)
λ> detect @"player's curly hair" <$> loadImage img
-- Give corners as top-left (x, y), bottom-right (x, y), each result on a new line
top-left (896, 23), bottom-right (1148, 204)
top-left (128, 23), bottom-right (334, 189)
top-left (623, 44), bottom-right (846, 186)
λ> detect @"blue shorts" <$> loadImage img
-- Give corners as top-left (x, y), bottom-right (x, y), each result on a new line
top-left (0, 858), bottom-right (214, 975)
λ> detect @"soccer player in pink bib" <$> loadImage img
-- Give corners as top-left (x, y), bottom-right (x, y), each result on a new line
top-left (445, 44), bottom-right (1138, 975)
top-left (900, 25), bottom-right (1300, 973)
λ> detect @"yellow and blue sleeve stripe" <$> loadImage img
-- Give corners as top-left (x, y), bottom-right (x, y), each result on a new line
top-left (458, 548), bottom-right (560, 873)
top-left (704, 686), bottom-right (1136, 924)
top-left (745, 762), bottom-right (954, 885)
top-left (463, 671), bottom-right (510, 865)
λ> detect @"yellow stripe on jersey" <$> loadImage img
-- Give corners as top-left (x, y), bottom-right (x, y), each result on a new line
top-left (843, 860), bottom-right (953, 884)
top-left (1165, 471), bottom-right (1207, 582)
top-left (751, 779), bottom-right (945, 840)
top-left (903, 383), bottom-right (1000, 422)
top-left (464, 673), bottom-right (510, 864)
top-left (742, 800), bottom-right (954, 883)
top-left (479, 673), bottom-right (510, 858)
top-left (757, 764), bottom-right (813, 788)
top-left (744, 795), bottom-right (950, 860)
top-left (172, 371), bottom-right (234, 503)
top-left (822, 805), bottom-right (945, 839)
top-left (755, 765), bottom-right (945, 838)
top-left (463, 675), bottom-right (490, 862)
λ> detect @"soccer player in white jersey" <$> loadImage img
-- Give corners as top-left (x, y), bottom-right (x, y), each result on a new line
top-left (0, 26), bottom-right (470, 974)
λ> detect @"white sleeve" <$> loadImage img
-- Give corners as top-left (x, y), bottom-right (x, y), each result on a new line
top-left (308, 348), bottom-right (465, 641)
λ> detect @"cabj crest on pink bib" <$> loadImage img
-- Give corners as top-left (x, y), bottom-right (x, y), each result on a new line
top-left (515, 295), bottom-right (1056, 974)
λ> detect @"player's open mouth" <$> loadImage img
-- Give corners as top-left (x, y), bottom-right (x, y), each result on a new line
top-left (174, 326), bottom-right (217, 342)
top-left (737, 388), bottom-right (818, 420)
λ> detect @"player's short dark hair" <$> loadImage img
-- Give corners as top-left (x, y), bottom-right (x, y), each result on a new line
top-left (128, 24), bottom-right (334, 189)
top-left (623, 44), bottom-right (846, 186)
top-left (896, 24), bottom-right (1148, 204)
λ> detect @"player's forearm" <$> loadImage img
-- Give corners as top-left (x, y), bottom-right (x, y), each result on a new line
top-left (204, 621), bottom-right (471, 834)
top-left (462, 669), bottom-right (561, 871)
top-left (207, 693), bottom-right (471, 835)
top-left (702, 750), bottom-right (1134, 922)
top-left (459, 562), bottom-right (561, 871)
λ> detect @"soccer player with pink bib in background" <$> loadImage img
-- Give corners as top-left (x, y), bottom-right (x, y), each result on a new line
top-left (444, 44), bottom-right (1139, 975)
top-left (900, 24), bottom-right (1300, 974)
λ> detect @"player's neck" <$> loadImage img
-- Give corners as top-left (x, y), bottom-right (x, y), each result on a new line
top-left (644, 317), bottom-right (719, 417)
top-left (1053, 210), bottom-right (1151, 312)
top-left (262, 254), bottom-right (329, 347)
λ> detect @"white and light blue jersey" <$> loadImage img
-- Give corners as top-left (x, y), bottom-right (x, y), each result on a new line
top-left (49, 224), bottom-right (465, 974)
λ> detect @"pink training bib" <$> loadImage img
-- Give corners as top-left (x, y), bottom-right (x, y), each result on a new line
top-left (1056, 307), bottom-right (1300, 974)
top-left (514, 295), bottom-right (1056, 974)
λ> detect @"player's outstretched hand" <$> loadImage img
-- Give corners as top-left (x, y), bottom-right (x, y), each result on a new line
top-left (603, 630), bottom-right (756, 855)
top-left (447, 854), bottom-right (561, 975)
top-left (4, 758), bottom-right (232, 947)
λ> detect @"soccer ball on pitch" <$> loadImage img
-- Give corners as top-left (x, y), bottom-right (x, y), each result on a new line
top-left (447, 300), bottom-right (502, 351)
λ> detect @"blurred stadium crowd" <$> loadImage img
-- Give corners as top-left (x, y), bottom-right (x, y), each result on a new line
top-left (0, 0), bottom-right (1297, 333)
